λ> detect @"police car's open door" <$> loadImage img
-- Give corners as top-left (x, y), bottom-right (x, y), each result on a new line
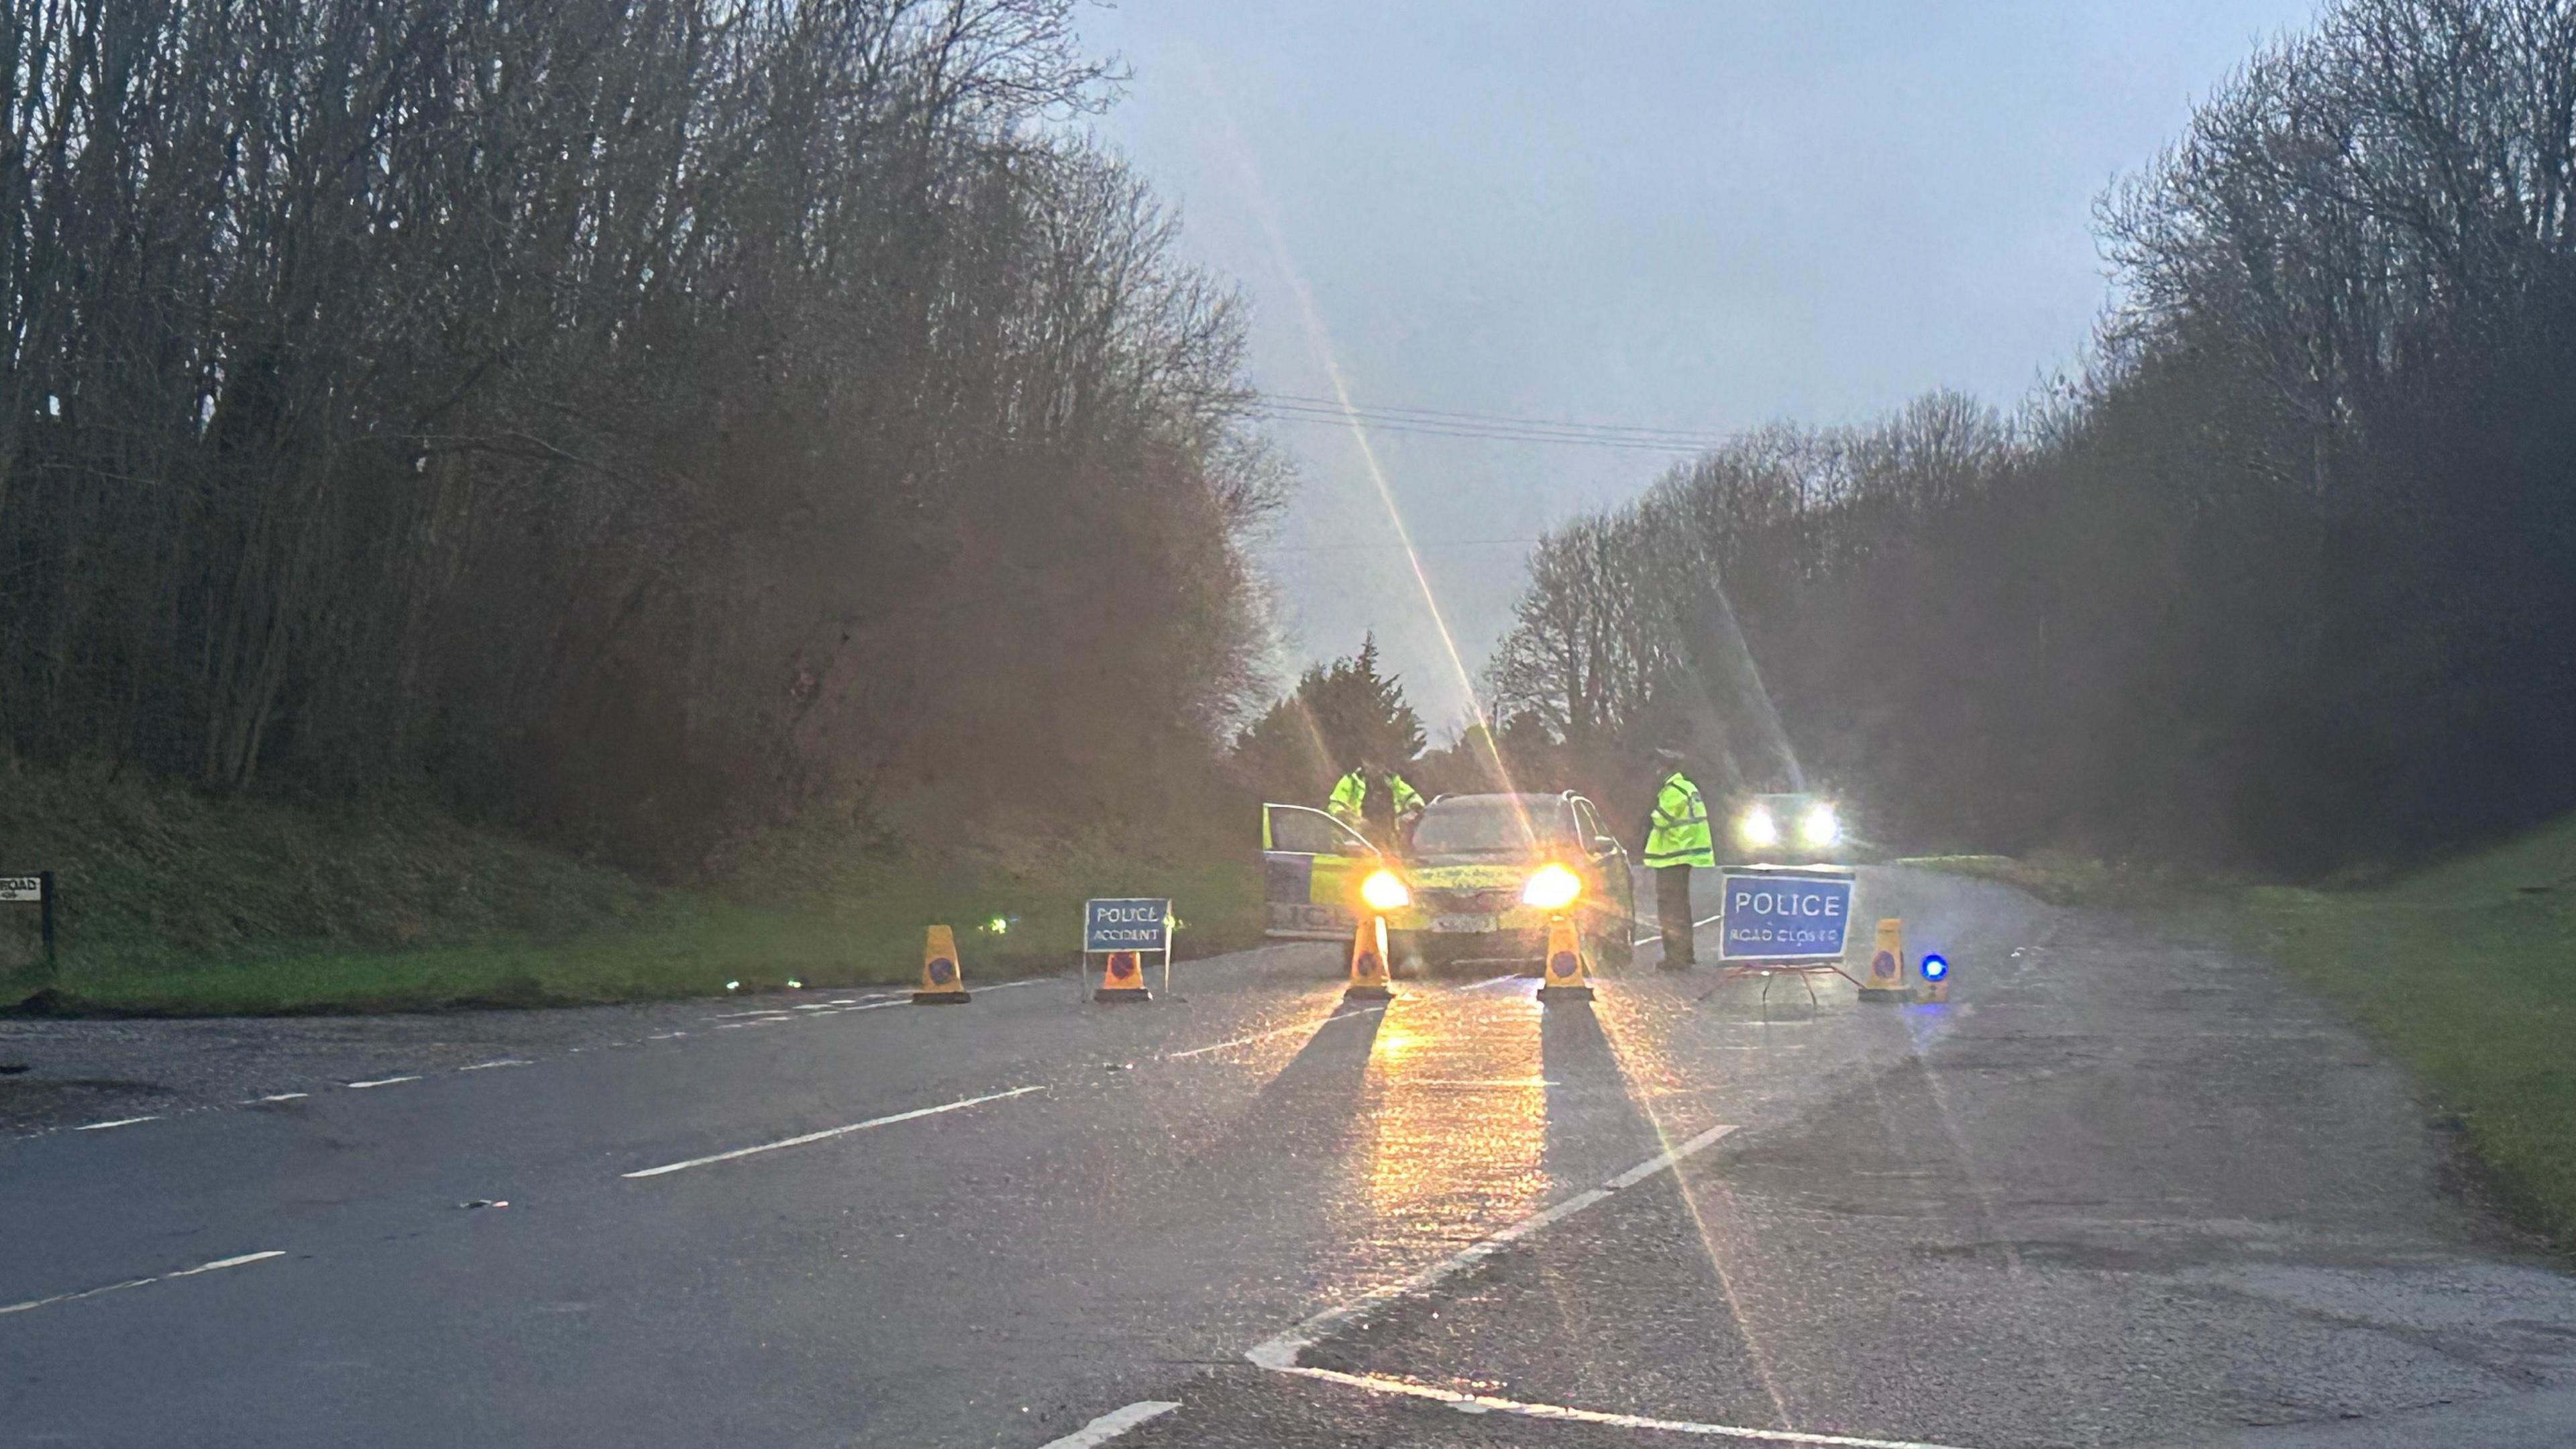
top-left (1261, 803), bottom-right (1381, 940)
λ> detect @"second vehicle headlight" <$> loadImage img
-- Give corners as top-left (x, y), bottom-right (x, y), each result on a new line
top-left (1360, 868), bottom-right (1411, 912)
top-left (1738, 804), bottom-right (1778, 848)
top-left (1799, 803), bottom-right (1840, 847)
top-left (1521, 862), bottom-right (1583, 910)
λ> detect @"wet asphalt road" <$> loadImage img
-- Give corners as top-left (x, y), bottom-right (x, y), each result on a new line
top-left (4, 867), bottom-right (2573, 1448)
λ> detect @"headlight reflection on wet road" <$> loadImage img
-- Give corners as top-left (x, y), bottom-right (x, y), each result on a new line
top-left (1359, 989), bottom-right (1551, 1244)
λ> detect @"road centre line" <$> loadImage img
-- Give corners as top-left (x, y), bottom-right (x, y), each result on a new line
top-left (1248, 1122), bottom-right (1739, 1371)
top-left (0, 1251), bottom-right (286, 1318)
top-left (459, 1059), bottom-right (531, 1071)
top-left (72, 1116), bottom-right (158, 1132)
top-left (1035, 1400), bottom-right (1182, 1449)
top-left (621, 1085), bottom-right (1048, 1179)
top-left (1269, 1366), bottom-right (1978, 1449)
top-left (346, 1075), bottom-right (420, 1089)
top-left (1165, 1006), bottom-right (1384, 1061)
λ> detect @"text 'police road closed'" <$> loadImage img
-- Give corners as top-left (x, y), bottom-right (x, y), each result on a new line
top-left (1729, 890), bottom-right (1843, 917)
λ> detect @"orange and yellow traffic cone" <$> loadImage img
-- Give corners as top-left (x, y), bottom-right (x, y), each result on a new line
top-left (1536, 914), bottom-right (1593, 1002)
top-left (1345, 916), bottom-right (1394, 1002)
top-left (1860, 918), bottom-right (1907, 1002)
top-left (1093, 950), bottom-right (1152, 1004)
top-left (913, 924), bottom-right (970, 1004)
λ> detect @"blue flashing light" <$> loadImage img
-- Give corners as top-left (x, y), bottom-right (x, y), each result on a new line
top-left (1919, 953), bottom-right (1949, 981)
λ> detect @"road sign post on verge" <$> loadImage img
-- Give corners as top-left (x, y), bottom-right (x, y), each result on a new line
top-left (1083, 898), bottom-right (1173, 1003)
top-left (1, 871), bottom-right (55, 989)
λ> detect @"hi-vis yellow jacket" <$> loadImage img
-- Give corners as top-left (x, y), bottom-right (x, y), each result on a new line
top-left (1644, 771), bottom-right (1715, 868)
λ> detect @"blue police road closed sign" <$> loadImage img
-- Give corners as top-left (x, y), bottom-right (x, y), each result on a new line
top-left (1718, 869), bottom-right (1855, 962)
top-left (1084, 898), bottom-right (1171, 953)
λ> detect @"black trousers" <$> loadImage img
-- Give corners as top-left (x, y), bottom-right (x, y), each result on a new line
top-left (1654, 865), bottom-right (1697, 968)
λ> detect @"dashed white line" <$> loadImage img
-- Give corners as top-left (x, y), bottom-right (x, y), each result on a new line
top-left (346, 1075), bottom-right (421, 1089)
top-left (72, 1116), bottom-right (158, 1132)
top-left (250, 1093), bottom-right (308, 1104)
top-left (0, 1250), bottom-right (286, 1318)
top-left (1248, 1122), bottom-right (1737, 1371)
top-left (621, 1085), bottom-right (1049, 1179)
top-left (458, 1059), bottom-right (531, 1071)
top-left (1271, 1366), bottom-right (1978, 1448)
top-left (1034, 1400), bottom-right (1182, 1448)
top-left (1166, 1006), bottom-right (1384, 1061)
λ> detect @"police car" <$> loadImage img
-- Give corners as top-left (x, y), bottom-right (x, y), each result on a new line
top-left (1259, 792), bottom-right (1635, 975)
top-left (1723, 790), bottom-right (1847, 865)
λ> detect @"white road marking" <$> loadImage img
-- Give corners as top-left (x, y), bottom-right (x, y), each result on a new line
top-left (1166, 1006), bottom-right (1384, 1061)
top-left (346, 1075), bottom-right (420, 1089)
top-left (1273, 1365), bottom-right (1976, 1448)
top-left (459, 1059), bottom-right (531, 1071)
top-left (1034, 1400), bottom-right (1182, 1448)
top-left (72, 1116), bottom-right (158, 1132)
top-left (621, 1085), bottom-right (1048, 1179)
top-left (1248, 1123), bottom-right (1737, 1371)
top-left (250, 1093), bottom-right (308, 1104)
top-left (0, 1250), bottom-right (286, 1318)
top-left (1232, 1119), bottom-right (1980, 1444)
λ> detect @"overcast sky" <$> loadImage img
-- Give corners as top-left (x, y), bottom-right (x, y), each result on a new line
top-left (1076, 0), bottom-right (2316, 735)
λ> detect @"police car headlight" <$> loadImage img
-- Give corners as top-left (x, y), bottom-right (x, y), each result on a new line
top-left (1360, 869), bottom-right (1411, 912)
top-left (1738, 805), bottom-right (1778, 848)
top-left (1799, 804), bottom-right (1840, 847)
top-left (1520, 863), bottom-right (1583, 911)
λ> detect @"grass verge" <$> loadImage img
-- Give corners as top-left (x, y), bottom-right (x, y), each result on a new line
top-left (1895, 851), bottom-right (2212, 910)
top-left (2243, 817), bottom-right (2576, 1246)
top-left (0, 766), bottom-right (1262, 1014)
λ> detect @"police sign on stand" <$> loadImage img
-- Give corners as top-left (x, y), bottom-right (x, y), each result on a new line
top-left (1083, 899), bottom-right (1171, 953)
top-left (1085, 898), bottom-right (1173, 1003)
top-left (1717, 867), bottom-right (1854, 963)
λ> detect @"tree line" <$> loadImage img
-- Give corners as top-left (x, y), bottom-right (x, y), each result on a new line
top-left (0, 0), bottom-right (1279, 871)
top-left (1485, 0), bottom-right (2576, 874)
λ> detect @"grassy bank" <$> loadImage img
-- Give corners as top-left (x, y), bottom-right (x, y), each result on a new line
top-left (2243, 817), bottom-right (2576, 1244)
top-left (1896, 851), bottom-right (2212, 910)
top-left (0, 767), bottom-right (1262, 1014)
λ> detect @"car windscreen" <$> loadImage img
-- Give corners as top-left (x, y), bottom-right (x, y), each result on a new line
top-left (1410, 799), bottom-right (1570, 855)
